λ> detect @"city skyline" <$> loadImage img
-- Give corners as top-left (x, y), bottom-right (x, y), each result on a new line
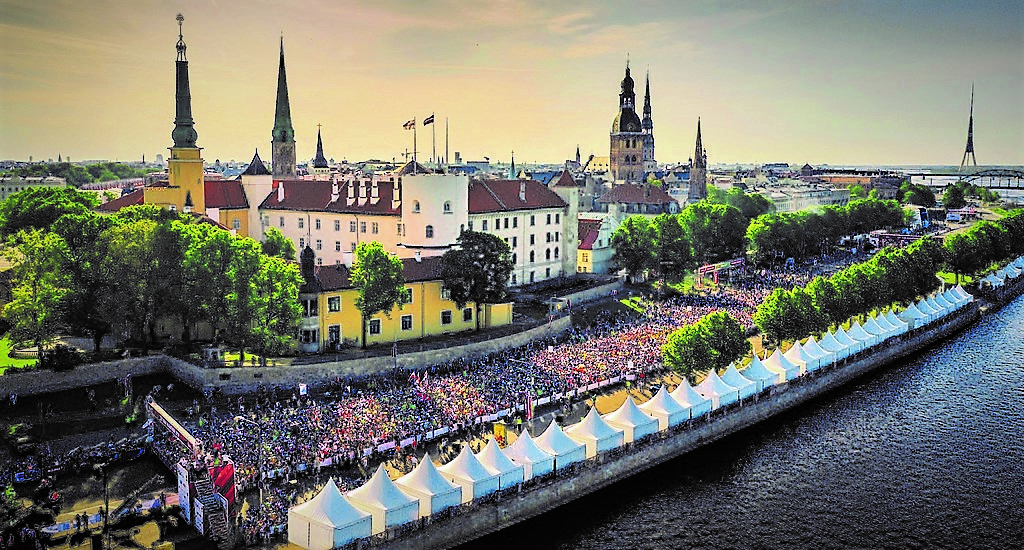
top-left (1, 0), bottom-right (1022, 166)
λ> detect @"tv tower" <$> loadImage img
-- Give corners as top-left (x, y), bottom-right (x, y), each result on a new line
top-left (959, 84), bottom-right (977, 173)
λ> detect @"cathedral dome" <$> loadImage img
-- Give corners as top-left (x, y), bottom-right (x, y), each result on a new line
top-left (612, 110), bottom-right (642, 133)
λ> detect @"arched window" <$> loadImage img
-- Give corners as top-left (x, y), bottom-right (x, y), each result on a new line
top-left (554, 247), bottom-right (559, 258)
top-left (425, 225), bottom-right (434, 238)
top-left (413, 201), bottom-right (421, 213)
top-left (529, 251), bottom-right (535, 263)
top-left (545, 249), bottom-right (551, 261)
top-left (443, 201), bottom-right (452, 213)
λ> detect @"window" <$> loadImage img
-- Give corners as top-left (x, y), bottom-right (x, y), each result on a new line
top-left (546, 214), bottom-right (552, 224)
top-left (529, 251), bottom-right (535, 263)
top-left (335, 241), bottom-right (341, 252)
top-left (512, 273), bottom-right (517, 284)
top-left (546, 232), bottom-right (551, 243)
top-left (279, 216), bottom-right (285, 228)
top-left (443, 201), bottom-right (452, 213)
top-left (300, 329), bottom-right (318, 344)
top-left (328, 325), bottom-right (340, 345)
top-left (372, 222), bottom-right (379, 234)
top-left (426, 225), bottom-right (434, 238)
top-left (463, 308), bottom-right (473, 322)
top-left (482, 220), bottom-right (488, 231)
top-left (529, 234), bottom-right (535, 246)
top-left (298, 218), bottom-right (304, 229)
top-left (512, 236), bottom-right (518, 248)
top-left (402, 287), bottom-right (413, 304)
top-left (302, 298), bottom-right (318, 317)
top-left (441, 310), bottom-right (453, 325)
top-left (317, 258), bottom-right (323, 266)
top-left (582, 252), bottom-right (590, 263)
top-left (556, 213), bottom-right (560, 223)
top-left (512, 253), bottom-right (517, 264)
top-left (401, 315), bottom-right (413, 331)
top-left (504, 217), bottom-right (509, 229)
top-left (369, 319), bottom-right (381, 335)
top-left (334, 220), bottom-right (341, 231)
top-left (232, 219), bottom-right (241, 230)
top-left (350, 221), bottom-right (357, 232)
top-left (299, 238), bottom-right (305, 249)
top-left (360, 222), bottom-right (367, 233)
top-left (263, 216), bottom-right (270, 226)
top-left (513, 217), bottom-right (518, 228)
top-left (441, 286), bottom-right (451, 300)
top-left (530, 271), bottom-right (535, 283)
top-left (413, 201), bottom-right (421, 213)
top-left (316, 239), bottom-right (322, 251)
top-left (328, 296), bottom-right (341, 312)
top-left (554, 247), bottom-right (559, 258)
top-left (315, 219), bottom-right (321, 230)
top-left (545, 267), bottom-right (550, 278)
top-left (555, 231), bottom-right (560, 242)
top-left (530, 215), bottom-right (535, 226)
top-left (545, 249), bottom-right (551, 260)
top-left (350, 242), bottom-right (356, 251)
top-left (467, 220), bottom-right (473, 230)
top-left (397, 223), bottom-right (403, 235)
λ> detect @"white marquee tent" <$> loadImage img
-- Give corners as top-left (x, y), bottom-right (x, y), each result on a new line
top-left (885, 310), bottom-right (909, 335)
top-left (784, 341), bottom-right (818, 372)
top-left (346, 465), bottom-right (419, 535)
top-left (504, 430), bottom-right (554, 480)
top-left (925, 296), bottom-right (947, 319)
top-left (763, 348), bottom-right (802, 381)
top-left (898, 302), bottom-right (926, 329)
top-left (394, 453), bottom-right (462, 518)
top-left (818, 330), bottom-right (849, 361)
top-left (848, 320), bottom-right (876, 349)
top-left (954, 285), bottom-right (973, 302)
top-left (566, 407), bottom-right (624, 458)
top-left (695, 369), bottom-right (740, 409)
top-left (834, 326), bottom-right (862, 353)
top-left (670, 378), bottom-right (713, 418)
top-left (639, 386), bottom-right (689, 430)
top-left (803, 336), bottom-right (834, 366)
top-left (604, 397), bottom-right (659, 443)
top-left (873, 313), bottom-right (898, 336)
top-left (721, 363), bottom-right (757, 400)
top-left (915, 298), bottom-right (938, 323)
top-left (287, 478), bottom-right (372, 550)
top-left (475, 438), bottom-right (524, 490)
top-left (437, 446), bottom-right (499, 503)
top-left (741, 355), bottom-right (783, 390)
top-left (535, 421), bottom-right (586, 470)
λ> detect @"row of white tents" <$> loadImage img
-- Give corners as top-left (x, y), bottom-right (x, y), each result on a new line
top-left (981, 256), bottom-right (1024, 288)
top-left (288, 285), bottom-right (975, 550)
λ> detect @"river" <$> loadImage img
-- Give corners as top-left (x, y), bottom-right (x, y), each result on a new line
top-left (465, 296), bottom-right (1024, 550)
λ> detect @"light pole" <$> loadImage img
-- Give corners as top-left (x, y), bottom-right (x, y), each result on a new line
top-left (233, 416), bottom-right (263, 516)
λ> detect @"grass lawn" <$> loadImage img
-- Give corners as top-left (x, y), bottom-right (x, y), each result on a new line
top-left (222, 350), bottom-right (262, 365)
top-left (937, 271), bottom-right (974, 286)
top-left (0, 335), bottom-right (37, 375)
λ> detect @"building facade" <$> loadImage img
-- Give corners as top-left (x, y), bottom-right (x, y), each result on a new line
top-left (609, 63), bottom-right (655, 184)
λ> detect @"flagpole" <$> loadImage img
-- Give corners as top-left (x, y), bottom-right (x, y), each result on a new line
top-left (445, 117), bottom-right (449, 166)
top-left (431, 112), bottom-right (436, 165)
top-left (413, 119), bottom-right (417, 174)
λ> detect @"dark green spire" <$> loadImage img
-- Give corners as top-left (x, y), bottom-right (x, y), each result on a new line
top-left (171, 14), bottom-right (198, 148)
top-left (272, 37), bottom-right (295, 144)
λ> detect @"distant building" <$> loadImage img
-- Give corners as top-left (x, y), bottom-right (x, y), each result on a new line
top-left (0, 176), bottom-right (65, 201)
top-left (609, 62), bottom-right (655, 184)
top-left (596, 183), bottom-right (679, 219)
top-left (271, 38), bottom-right (297, 179)
top-left (687, 119), bottom-right (708, 203)
top-left (576, 217), bottom-right (614, 274)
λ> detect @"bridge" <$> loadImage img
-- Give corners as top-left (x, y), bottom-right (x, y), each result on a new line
top-left (912, 169), bottom-right (1024, 189)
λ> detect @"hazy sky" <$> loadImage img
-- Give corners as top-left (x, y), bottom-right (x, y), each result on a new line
top-left (1, 0), bottom-right (1022, 166)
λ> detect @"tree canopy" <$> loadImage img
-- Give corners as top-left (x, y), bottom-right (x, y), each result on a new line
top-left (440, 230), bottom-right (514, 330)
top-left (663, 311), bottom-right (750, 380)
top-left (611, 216), bottom-right (656, 280)
top-left (350, 241), bottom-right (408, 348)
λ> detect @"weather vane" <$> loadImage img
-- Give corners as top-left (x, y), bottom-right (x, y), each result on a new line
top-left (175, 13), bottom-right (187, 61)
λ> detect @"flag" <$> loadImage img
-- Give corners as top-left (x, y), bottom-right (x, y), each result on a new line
top-left (525, 393), bottom-right (534, 420)
top-left (423, 114), bottom-right (435, 125)
top-left (403, 119), bottom-right (415, 130)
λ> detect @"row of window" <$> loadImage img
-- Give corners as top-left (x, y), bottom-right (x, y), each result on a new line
top-left (344, 307), bottom-right (474, 336)
top-left (476, 212), bottom-right (560, 232)
top-left (508, 267), bottom-right (555, 285)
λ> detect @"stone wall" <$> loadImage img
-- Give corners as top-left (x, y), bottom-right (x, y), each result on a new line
top-left (369, 303), bottom-right (980, 549)
top-left (0, 356), bottom-right (169, 397)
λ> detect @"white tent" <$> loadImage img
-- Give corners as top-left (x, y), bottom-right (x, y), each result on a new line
top-left (604, 396), bottom-right (659, 443)
top-left (741, 355), bottom-right (782, 390)
top-left (437, 445), bottom-right (499, 503)
top-left (670, 379), bottom-right (712, 418)
top-left (934, 292), bottom-right (955, 311)
top-left (833, 326), bottom-right (862, 354)
top-left (504, 430), bottom-right (554, 480)
top-left (785, 341), bottom-right (818, 372)
top-left (898, 302), bottom-right (926, 329)
top-left (346, 465), bottom-right (419, 535)
top-left (885, 310), bottom-right (909, 335)
top-left (848, 320), bottom-right (876, 349)
top-left (925, 296), bottom-right (947, 320)
top-left (288, 478), bottom-right (372, 550)
top-left (915, 298), bottom-right (938, 323)
top-left (941, 289), bottom-right (963, 309)
top-left (721, 363), bottom-right (757, 400)
top-left (395, 453), bottom-right (461, 518)
top-left (639, 386), bottom-right (689, 430)
top-left (954, 285), bottom-right (973, 302)
top-left (475, 438), bottom-right (524, 490)
top-left (1013, 256), bottom-right (1024, 270)
top-left (535, 421), bottom-right (586, 470)
top-left (982, 273), bottom-right (1004, 287)
top-left (566, 407), bottom-right (625, 458)
top-left (873, 313), bottom-right (898, 336)
top-left (764, 348), bottom-right (801, 381)
top-left (818, 330), bottom-right (849, 361)
top-left (803, 336), bottom-right (835, 366)
top-left (861, 316), bottom-right (888, 343)
top-left (1003, 266), bottom-right (1021, 279)
top-left (695, 369), bottom-right (740, 409)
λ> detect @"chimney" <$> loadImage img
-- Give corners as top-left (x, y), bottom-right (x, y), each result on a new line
top-left (414, 251), bottom-right (421, 263)
top-left (277, 181), bottom-right (285, 202)
top-left (371, 180), bottom-right (380, 203)
top-left (392, 178), bottom-right (402, 210)
top-left (330, 174), bottom-right (339, 203)
top-left (347, 180), bottom-right (356, 206)
top-left (519, 181), bottom-right (526, 202)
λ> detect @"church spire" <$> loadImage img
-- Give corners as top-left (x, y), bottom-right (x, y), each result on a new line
top-left (271, 36), bottom-right (297, 178)
top-left (313, 125), bottom-right (329, 169)
top-left (688, 118), bottom-right (707, 202)
top-left (642, 71), bottom-right (653, 132)
top-left (171, 14), bottom-right (198, 149)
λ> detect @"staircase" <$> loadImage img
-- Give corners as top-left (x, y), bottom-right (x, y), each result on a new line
top-left (192, 471), bottom-right (232, 550)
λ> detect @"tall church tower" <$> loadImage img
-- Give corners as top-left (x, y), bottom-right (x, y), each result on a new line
top-left (272, 38), bottom-right (297, 179)
top-left (312, 125), bottom-right (330, 178)
top-left (151, 14), bottom-right (205, 213)
top-left (641, 72), bottom-right (656, 173)
top-left (609, 61), bottom-right (645, 184)
top-left (688, 118), bottom-right (708, 203)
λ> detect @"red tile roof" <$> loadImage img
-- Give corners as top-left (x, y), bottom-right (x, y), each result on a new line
top-left (315, 255), bottom-right (445, 291)
top-left (597, 183), bottom-right (675, 205)
top-left (552, 170), bottom-right (579, 188)
top-left (96, 189), bottom-right (145, 212)
top-left (205, 180), bottom-right (248, 209)
top-left (578, 219), bottom-right (601, 250)
top-left (260, 179), bottom-right (401, 216)
top-left (468, 179), bottom-right (567, 214)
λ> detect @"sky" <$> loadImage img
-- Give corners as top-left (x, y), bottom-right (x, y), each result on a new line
top-left (1, 0), bottom-right (1022, 167)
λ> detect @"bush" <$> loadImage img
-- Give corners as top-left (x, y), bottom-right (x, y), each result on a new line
top-left (44, 344), bottom-right (84, 372)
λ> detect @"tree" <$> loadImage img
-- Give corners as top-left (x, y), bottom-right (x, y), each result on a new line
top-left (663, 311), bottom-right (750, 380)
top-left (249, 255), bottom-right (302, 357)
top-left (807, 276), bottom-right (842, 328)
top-left (611, 216), bottom-right (656, 281)
top-left (942, 185), bottom-right (967, 210)
top-left (439, 230), bottom-right (514, 331)
top-left (707, 187), bottom-right (773, 220)
top-left (51, 212), bottom-right (115, 352)
top-left (261, 226), bottom-right (296, 261)
top-left (680, 202), bottom-right (747, 266)
top-left (652, 214), bottom-right (692, 281)
top-left (350, 241), bottom-right (408, 348)
top-left (0, 187), bottom-right (98, 237)
top-left (96, 219), bottom-right (161, 353)
top-left (701, 311), bottom-right (751, 371)
top-left (901, 181), bottom-right (936, 207)
top-left (849, 185), bottom-right (867, 199)
top-left (224, 238), bottom-right (264, 357)
top-left (2, 229), bottom-right (70, 369)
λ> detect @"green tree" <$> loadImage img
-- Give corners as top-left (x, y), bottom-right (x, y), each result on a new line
top-left (849, 185), bottom-right (867, 199)
top-left (942, 185), bottom-right (967, 210)
top-left (663, 311), bottom-right (750, 380)
top-left (900, 181), bottom-right (936, 207)
top-left (611, 215), bottom-right (656, 281)
top-left (652, 214), bottom-right (692, 281)
top-left (701, 311), bottom-right (751, 370)
top-left (249, 255), bottom-right (302, 357)
top-left (439, 230), bottom-right (515, 331)
top-left (806, 276), bottom-right (842, 328)
top-left (0, 187), bottom-right (98, 237)
top-left (680, 202), bottom-right (747, 265)
top-left (224, 238), bottom-right (264, 357)
top-left (51, 212), bottom-right (115, 352)
top-left (2, 229), bottom-right (70, 369)
top-left (261, 226), bottom-right (296, 261)
top-left (96, 219), bottom-right (161, 353)
top-left (350, 241), bottom-right (408, 348)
